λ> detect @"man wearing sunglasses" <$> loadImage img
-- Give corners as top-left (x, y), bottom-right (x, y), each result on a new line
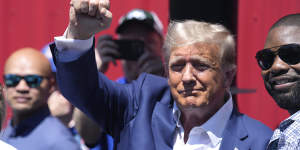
top-left (255, 14), bottom-right (300, 149)
top-left (0, 48), bottom-right (81, 150)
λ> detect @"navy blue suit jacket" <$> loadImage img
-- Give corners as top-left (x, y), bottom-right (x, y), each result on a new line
top-left (51, 44), bottom-right (272, 150)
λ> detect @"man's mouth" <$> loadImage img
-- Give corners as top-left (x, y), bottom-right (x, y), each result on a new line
top-left (269, 77), bottom-right (298, 90)
top-left (178, 89), bottom-right (202, 96)
top-left (14, 96), bottom-right (31, 103)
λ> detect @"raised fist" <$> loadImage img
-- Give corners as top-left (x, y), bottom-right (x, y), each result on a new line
top-left (67, 0), bottom-right (112, 39)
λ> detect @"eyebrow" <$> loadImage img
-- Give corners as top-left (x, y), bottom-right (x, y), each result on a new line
top-left (190, 55), bottom-right (211, 63)
top-left (169, 55), bottom-right (211, 65)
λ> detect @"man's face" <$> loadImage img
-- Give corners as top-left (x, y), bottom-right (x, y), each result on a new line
top-left (168, 42), bottom-right (227, 112)
top-left (262, 26), bottom-right (300, 112)
top-left (119, 23), bottom-right (164, 81)
top-left (4, 56), bottom-right (52, 114)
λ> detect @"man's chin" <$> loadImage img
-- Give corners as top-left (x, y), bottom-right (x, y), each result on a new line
top-left (271, 92), bottom-right (300, 110)
top-left (11, 105), bottom-right (32, 114)
top-left (178, 102), bottom-right (208, 111)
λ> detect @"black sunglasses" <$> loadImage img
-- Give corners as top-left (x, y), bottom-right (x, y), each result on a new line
top-left (3, 74), bottom-right (45, 88)
top-left (255, 43), bottom-right (300, 70)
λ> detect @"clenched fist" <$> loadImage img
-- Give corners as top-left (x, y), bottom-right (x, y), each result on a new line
top-left (67, 0), bottom-right (112, 39)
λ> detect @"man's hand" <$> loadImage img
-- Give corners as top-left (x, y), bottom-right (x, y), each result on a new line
top-left (48, 90), bottom-right (74, 127)
top-left (67, 0), bottom-right (112, 40)
top-left (137, 50), bottom-right (164, 77)
top-left (95, 35), bottom-right (120, 73)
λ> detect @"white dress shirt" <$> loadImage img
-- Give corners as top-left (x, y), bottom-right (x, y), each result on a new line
top-left (173, 95), bottom-right (233, 150)
top-left (54, 30), bottom-right (94, 61)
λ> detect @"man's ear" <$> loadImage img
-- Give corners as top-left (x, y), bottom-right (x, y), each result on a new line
top-left (167, 77), bottom-right (172, 87)
top-left (49, 76), bottom-right (56, 93)
top-left (164, 66), bottom-right (169, 77)
top-left (2, 86), bottom-right (7, 101)
top-left (224, 66), bottom-right (236, 89)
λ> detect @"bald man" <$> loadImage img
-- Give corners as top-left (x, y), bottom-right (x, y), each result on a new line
top-left (0, 48), bottom-right (81, 150)
top-left (255, 14), bottom-right (300, 149)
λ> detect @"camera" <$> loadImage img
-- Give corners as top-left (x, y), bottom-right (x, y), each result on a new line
top-left (113, 39), bottom-right (145, 61)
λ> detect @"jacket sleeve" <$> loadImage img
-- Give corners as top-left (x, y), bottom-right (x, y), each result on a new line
top-left (50, 43), bottom-right (141, 138)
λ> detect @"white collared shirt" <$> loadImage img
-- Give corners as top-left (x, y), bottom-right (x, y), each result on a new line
top-left (173, 94), bottom-right (233, 150)
top-left (54, 30), bottom-right (94, 61)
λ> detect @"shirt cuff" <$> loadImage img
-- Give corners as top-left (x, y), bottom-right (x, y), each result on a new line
top-left (53, 29), bottom-right (94, 62)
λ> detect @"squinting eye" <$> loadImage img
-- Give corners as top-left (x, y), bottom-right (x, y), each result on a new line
top-left (170, 64), bottom-right (184, 72)
top-left (193, 64), bottom-right (209, 71)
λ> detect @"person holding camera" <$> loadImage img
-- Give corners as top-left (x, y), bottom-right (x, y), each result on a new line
top-left (73, 8), bottom-right (165, 150)
top-left (96, 8), bottom-right (164, 82)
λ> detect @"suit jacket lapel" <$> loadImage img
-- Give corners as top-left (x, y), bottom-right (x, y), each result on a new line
top-left (220, 107), bottom-right (249, 150)
top-left (151, 95), bottom-right (176, 150)
top-left (151, 95), bottom-right (250, 150)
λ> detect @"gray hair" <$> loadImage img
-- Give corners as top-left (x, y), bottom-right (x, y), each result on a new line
top-left (163, 20), bottom-right (236, 72)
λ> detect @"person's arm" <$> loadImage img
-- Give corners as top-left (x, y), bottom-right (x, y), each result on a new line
top-left (51, 0), bottom-right (140, 138)
top-left (48, 90), bottom-right (74, 127)
top-left (73, 108), bottom-right (102, 147)
top-left (53, 0), bottom-right (112, 61)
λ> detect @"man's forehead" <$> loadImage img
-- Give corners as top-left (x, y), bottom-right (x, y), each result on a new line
top-left (171, 42), bottom-right (220, 56)
top-left (169, 43), bottom-right (220, 65)
top-left (5, 61), bottom-right (45, 76)
top-left (4, 53), bottom-right (51, 76)
top-left (265, 26), bottom-right (300, 48)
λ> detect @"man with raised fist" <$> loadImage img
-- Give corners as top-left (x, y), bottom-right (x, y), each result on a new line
top-left (50, 0), bottom-right (272, 149)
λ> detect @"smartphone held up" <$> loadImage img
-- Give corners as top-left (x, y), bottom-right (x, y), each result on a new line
top-left (113, 39), bottom-right (145, 61)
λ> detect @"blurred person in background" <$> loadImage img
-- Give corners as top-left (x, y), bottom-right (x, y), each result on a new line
top-left (95, 8), bottom-right (164, 81)
top-left (0, 84), bottom-right (16, 150)
top-left (73, 8), bottom-right (164, 150)
top-left (0, 48), bottom-right (81, 150)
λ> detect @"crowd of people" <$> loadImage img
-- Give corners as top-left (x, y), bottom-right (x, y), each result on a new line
top-left (0, 0), bottom-right (300, 149)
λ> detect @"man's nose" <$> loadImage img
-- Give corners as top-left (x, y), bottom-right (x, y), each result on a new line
top-left (15, 79), bottom-right (30, 92)
top-left (182, 64), bottom-right (196, 84)
top-left (270, 56), bottom-right (289, 76)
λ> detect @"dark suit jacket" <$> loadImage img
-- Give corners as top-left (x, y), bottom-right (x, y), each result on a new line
top-left (51, 44), bottom-right (272, 150)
